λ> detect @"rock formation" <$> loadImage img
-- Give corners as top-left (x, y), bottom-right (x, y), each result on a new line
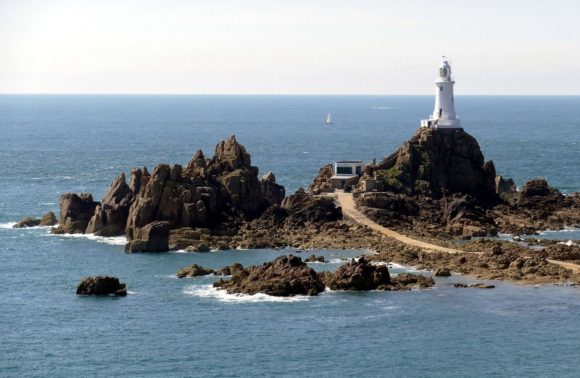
top-left (213, 255), bottom-right (434, 297)
top-left (12, 212), bottom-right (57, 228)
top-left (320, 257), bottom-right (391, 290)
top-left (76, 276), bottom-right (127, 296)
top-left (53, 193), bottom-right (99, 234)
top-left (125, 221), bottom-right (170, 253)
top-left (376, 128), bottom-right (498, 200)
top-left (214, 255), bottom-right (326, 296)
top-left (49, 136), bottom-right (285, 252)
top-left (176, 264), bottom-right (215, 278)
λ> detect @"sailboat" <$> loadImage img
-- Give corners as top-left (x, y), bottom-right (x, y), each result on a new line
top-left (326, 112), bottom-right (333, 125)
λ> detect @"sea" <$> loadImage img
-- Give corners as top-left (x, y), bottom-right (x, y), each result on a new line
top-left (1, 95), bottom-right (579, 377)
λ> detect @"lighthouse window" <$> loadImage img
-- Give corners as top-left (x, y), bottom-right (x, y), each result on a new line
top-left (439, 86), bottom-right (443, 91)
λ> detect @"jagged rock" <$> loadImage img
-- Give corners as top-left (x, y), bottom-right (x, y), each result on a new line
top-left (433, 267), bottom-right (451, 276)
top-left (87, 173), bottom-right (135, 236)
top-left (213, 255), bottom-right (325, 296)
top-left (125, 221), bottom-right (170, 253)
top-left (76, 276), bottom-right (127, 296)
top-left (281, 188), bottom-right (341, 223)
top-left (308, 164), bottom-right (334, 193)
top-left (216, 263), bottom-right (244, 276)
top-left (176, 264), bottom-right (214, 278)
top-left (52, 193), bottom-right (99, 234)
top-left (321, 257), bottom-right (391, 290)
top-left (211, 135), bottom-right (251, 172)
top-left (41, 212), bottom-right (57, 226)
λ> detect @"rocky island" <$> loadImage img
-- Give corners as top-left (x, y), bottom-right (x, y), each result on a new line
top-left (39, 126), bottom-right (580, 296)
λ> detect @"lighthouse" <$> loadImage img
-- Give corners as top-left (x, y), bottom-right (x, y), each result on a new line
top-left (421, 58), bottom-right (462, 129)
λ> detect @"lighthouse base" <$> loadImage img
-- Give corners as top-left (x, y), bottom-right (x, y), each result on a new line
top-left (420, 118), bottom-right (462, 130)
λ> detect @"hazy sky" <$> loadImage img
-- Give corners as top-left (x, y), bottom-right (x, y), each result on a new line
top-left (1, 0), bottom-right (579, 94)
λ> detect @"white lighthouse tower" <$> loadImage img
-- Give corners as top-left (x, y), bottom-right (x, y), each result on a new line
top-left (421, 57), bottom-right (461, 129)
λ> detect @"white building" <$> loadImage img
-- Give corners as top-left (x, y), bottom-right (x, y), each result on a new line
top-left (421, 58), bottom-right (462, 129)
top-left (330, 160), bottom-right (364, 189)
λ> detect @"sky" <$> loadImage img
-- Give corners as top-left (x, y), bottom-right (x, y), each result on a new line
top-left (1, 0), bottom-right (579, 95)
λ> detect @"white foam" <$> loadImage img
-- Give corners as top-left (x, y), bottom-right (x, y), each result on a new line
top-left (51, 233), bottom-right (127, 246)
top-left (184, 284), bottom-right (311, 303)
top-left (558, 240), bottom-right (578, 247)
top-left (383, 261), bottom-right (427, 272)
top-left (0, 222), bottom-right (17, 229)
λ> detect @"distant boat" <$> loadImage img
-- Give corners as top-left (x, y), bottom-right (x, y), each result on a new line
top-left (326, 112), bottom-right (333, 125)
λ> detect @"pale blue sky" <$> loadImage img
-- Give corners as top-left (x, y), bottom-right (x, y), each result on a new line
top-left (1, 0), bottom-right (579, 94)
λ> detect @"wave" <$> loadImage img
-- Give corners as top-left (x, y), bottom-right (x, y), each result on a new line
top-left (50, 233), bottom-right (127, 246)
top-left (184, 284), bottom-right (311, 303)
top-left (0, 222), bottom-right (17, 229)
top-left (372, 106), bottom-right (396, 110)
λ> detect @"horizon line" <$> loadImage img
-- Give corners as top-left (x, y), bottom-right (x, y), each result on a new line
top-left (1, 93), bottom-right (579, 97)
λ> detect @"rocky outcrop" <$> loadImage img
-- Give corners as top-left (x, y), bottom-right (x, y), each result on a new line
top-left (53, 193), bottom-right (99, 234)
top-left (308, 164), bottom-right (334, 193)
top-left (376, 128), bottom-right (498, 201)
top-left (454, 283), bottom-right (495, 289)
top-left (213, 255), bottom-right (325, 296)
top-left (125, 221), bottom-right (170, 253)
top-left (76, 276), bottom-right (127, 296)
top-left (122, 135), bottom-right (285, 251)
top-left (517, 179), bottom-right (564, 209)
top-left (176, 264), bottom-right (215, 278)
top-left (321, 257), bottom-right (391, 290)
top-left (281, 188), bottom-right (342, 224)
top-left (87, 173), bottom-right (135, 236)
top-left (216, 263), bottom-right (245, 276)
top-left (49, 136), bottom-right (284, 253)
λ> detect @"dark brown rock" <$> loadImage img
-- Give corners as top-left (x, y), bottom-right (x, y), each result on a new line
top-left (76, 276), bottom-right (127, 296)
top-left (216, 263), bottom-right (244, 276)
top-left (214, 255), bottom-right (325, 296)
top-left (322, 257), bottom-right (391, 290)
top-left (433, 267), bottom-right (451, 277)
top-left (52, 193), bottom-right (99, 234)
top-left (13, 216), bottom-right (41, 228)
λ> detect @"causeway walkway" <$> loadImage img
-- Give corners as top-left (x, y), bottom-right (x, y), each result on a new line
top-left (335, 192), bottom-right (580, 274)
top-left (336, 192), bottom-right (464, 254)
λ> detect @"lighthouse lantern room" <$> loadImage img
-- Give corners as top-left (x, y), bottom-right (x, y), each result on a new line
top-left (421, 57), bottom-right (462, 130)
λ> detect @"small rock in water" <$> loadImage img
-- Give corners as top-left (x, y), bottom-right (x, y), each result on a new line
top-left (12, 216), bottom-right (41, 228)
top-left (76, 276), bottom-right (127, 296)
top-left (305, 254), bottom-right (327, 263)
top-left (454, 283), bottom-right (495, 289)
top-left (176, 264), bottom-right (215, 278)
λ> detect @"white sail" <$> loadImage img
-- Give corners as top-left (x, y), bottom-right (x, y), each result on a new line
top-left (326, 112), bottom-right (332, 124)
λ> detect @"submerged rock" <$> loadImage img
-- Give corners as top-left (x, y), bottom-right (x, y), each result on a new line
top-left (76, 276), bottom-right (127, 296)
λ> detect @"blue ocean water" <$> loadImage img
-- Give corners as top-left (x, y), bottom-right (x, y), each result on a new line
top-left (1, 95), bottom-right (580, 377)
